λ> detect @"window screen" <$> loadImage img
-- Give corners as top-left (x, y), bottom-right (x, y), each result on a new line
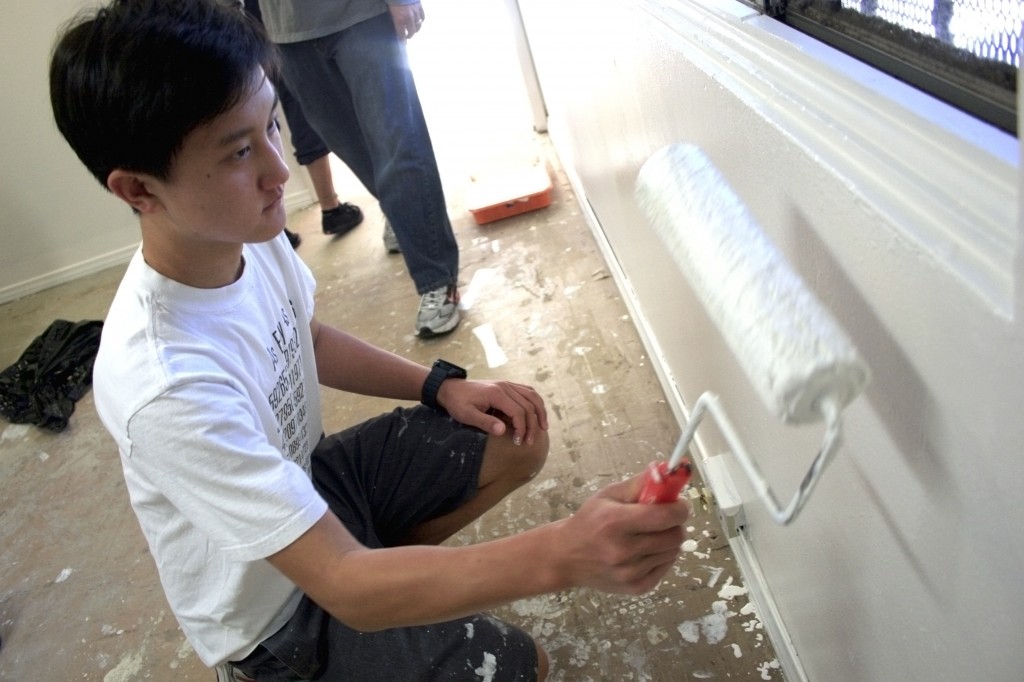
top-left (766, 0), bottom-right (1020, 133)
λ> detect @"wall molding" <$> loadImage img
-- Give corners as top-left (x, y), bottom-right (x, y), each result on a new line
top-left (640, 0), bottom-right (1018, 316)
top-left (0, 243), bottom-right (139, 306)
top-left (0, 188), bottom-right (317, 306)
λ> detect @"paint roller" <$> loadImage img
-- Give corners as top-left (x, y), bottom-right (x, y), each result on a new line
top-left (634, 143), bottom-right (869, 524)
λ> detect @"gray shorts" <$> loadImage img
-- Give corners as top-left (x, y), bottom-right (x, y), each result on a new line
top-left (233, 405), bottom-right (539, 681)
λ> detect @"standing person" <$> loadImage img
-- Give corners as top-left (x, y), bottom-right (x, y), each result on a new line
top-left (257, 0), bottom-right (464, 338)
top-left (49, 1), bottom-right (689, 680)
top-left (241, 0), bottom-right (364, 247)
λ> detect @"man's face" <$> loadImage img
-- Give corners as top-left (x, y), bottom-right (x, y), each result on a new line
top-left (150, 71), bottom-right (290, 246)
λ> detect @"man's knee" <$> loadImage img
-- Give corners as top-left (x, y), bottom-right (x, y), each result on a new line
top-left (523, 428), bottom-right (549, 478)
top-left (507, 428), bottom-right (549, 483)
top-left (481, 428), bottom-right (549, 490)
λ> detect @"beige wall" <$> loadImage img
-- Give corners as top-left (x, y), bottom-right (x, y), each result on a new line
top-left (517, 0), bottom-right (1022, 680)
top-left (0, 1), bottom-right (313, 305)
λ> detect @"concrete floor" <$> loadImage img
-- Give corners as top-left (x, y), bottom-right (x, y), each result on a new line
top-left (0, 3), bottom-right (782, 680)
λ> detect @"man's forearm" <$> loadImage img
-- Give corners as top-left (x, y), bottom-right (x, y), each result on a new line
top-left (311, 320), bottom-right (428, 399)
top-left (326, 529), bottom-right (567, 631)
top-left (269, 511), bottom-right (569, 632)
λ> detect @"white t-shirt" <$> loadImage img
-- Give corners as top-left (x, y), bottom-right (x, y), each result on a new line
top-left (94, 234), bottom-right (328, 666)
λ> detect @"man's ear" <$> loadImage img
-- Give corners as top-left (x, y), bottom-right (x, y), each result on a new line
top-left (107, 170), bottom-right (162, 214)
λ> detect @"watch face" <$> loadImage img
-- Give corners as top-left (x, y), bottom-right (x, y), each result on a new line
top-left (436, 360), bottom-right (467, 378)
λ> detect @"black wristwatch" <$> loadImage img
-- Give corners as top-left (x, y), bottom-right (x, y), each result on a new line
top-left (421, 359), bottom-right (467, 410)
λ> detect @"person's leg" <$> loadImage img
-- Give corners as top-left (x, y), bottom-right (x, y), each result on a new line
top-left (302, 154), bottom-right (364, 236)
top-left (276, 39), bottom-right (378, 198)
top-left (311, 406), bottom-right (546, 547)
top-left (231, 599), bottom-right (548, 682)
top-left (316, 611), bottom-right (542, 681)
top-left (277, 73), bottom-right (364, 236)
top-left (278, 75), bottom-right (330, 172)
top-left (278, 16), bottom-right (459, 295)
top-left (401, 422), bottom-right (548, 546)
top-left (303, 154), bottom-right (337, 210)
top-left (301, 406), bottom-right (548, 680)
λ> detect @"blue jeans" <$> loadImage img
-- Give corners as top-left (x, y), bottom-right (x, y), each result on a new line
top-left (243, 0), bottom-right (328, 166)
top-left (277, 12), bottom-right (459, 295)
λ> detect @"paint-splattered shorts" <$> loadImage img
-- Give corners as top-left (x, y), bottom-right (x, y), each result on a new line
top-left (231, 405), bottom-right (540, 681)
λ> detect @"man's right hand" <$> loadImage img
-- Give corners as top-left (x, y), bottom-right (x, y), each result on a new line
top-left (389, 1), bottom-right (425, 41)
top-left (552, 474), bottom-right (689, 595)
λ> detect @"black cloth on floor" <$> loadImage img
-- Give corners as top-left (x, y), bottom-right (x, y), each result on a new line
top-left (0, 319), bottom-right (103, 432)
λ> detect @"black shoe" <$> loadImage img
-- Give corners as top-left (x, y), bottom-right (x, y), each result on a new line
top-left (322, 203), bottom-right (364, 236)
top-left (284, 228), bottom-right (301, 249)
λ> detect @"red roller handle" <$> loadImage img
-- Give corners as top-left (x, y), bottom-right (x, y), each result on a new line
top-left (638, 459), bottom-right (692, 504)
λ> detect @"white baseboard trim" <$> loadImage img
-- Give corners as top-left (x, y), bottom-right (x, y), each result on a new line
top-left (550, 124), bottom-right (808, 682)
top-left (0, 243), bottom-right (139, 306)
top-left (0, 188), bottom-right (319, 306)
top-left (284, 188), bottom-right (316, 214)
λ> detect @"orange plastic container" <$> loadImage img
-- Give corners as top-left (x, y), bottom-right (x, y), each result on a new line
top-left (466, 163), bottom-right (553, 225)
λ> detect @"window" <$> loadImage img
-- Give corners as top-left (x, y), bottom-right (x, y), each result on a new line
top-left (764, 0), bottom-right (1020, 133)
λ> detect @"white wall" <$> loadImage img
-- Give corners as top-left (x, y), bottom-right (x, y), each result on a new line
top-left (516, 0), bottom-right (1023, 680)
top-left (0, 1), bottom-right (313, 305)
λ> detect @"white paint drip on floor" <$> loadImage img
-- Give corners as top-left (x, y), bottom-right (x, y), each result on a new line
top-left (527, 478), bottom-right (559, 498)
top-left (525, 311), bottom-right (547, 338)
top-left (54, 567), bottom-right (73, 583)
top-left (740, 599), bottom-right (766, 641)
top-left (459, 267), bottom-right (498, 310)
top-left (717, 575), bottom-right (749, 600)
top-left (758, 658), bottom-right (782, 680)
top-left (624, 639), bottom-right (651, 681)
top-left (705, 566), bottom-right (725, 588)
top-left (681, 538), bottom-right (709, 559)
top-left (103, 651), bottom-right (142, 682)
top-left (646, 624), bottom-right (669, 645)
top-left (677, 601), bottom-right (737, 645)
top-left (472, 323), bottom-right (508, 368)
top-left (1, 423), bottom-right (30, 443)
top-left (510, 594), bottom-right (570, 622)
top-left (169, 639), bottom-right (193, 669)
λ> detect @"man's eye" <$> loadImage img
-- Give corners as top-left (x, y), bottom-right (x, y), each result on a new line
top-left (235, 145), bottom-right (252, 159)
top-left (269, 117), bottom-right (281, 134)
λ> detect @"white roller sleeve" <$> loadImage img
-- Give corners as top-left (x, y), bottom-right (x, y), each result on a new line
top-left (635, 143), bottom-right (868, 425)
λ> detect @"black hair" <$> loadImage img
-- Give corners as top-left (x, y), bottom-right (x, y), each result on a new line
top-left (49, 0), bottom-right (278, 187)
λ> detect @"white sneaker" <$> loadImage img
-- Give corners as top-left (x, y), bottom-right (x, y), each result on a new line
top-left (415, 285), bottom-right (460, 337)
top-left (383, 219), bottom-right (401, 254)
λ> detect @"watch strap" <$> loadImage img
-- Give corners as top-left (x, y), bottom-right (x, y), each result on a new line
top-left (421, 359), bottom-right (467, 409)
